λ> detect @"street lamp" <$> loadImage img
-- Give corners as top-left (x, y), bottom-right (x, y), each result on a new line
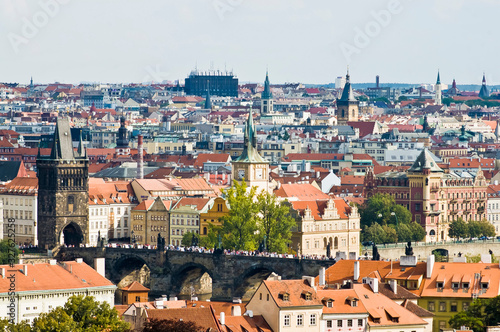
top-left (390, 212), bottom-right (399, 227)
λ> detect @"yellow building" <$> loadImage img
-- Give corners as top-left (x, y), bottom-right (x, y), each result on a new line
top-left (130, 196), bottom-right (174, 245)
top-left (199, 197), bottom-right (229, 236)
top-left (418, 260), bottom-right (500, 331)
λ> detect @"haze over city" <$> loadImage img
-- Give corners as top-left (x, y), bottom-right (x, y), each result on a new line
top-left (1, 0), bottom-right (499, 84)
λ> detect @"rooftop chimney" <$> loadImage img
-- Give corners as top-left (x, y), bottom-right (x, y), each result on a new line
top-left (231, 305), bottom-right (241, 316)
top-left (426, 255), bottom-right (435, 279)
top-left (1, 268), bottom-right (5, 278)
top-left (220, 312), bottom-right (225, 325)
top-left (354, 261), bottom-right (360, 282)
top-left (23, 264), bottom-right (28, 276)
top-left (137, 135), bottom-right (144, 179)
top-left (319, 267), bottom-right (326, 286)
top-left (94, 258), bottom-right (105, 277)
top-left (389, 279), bottom-right (397, 294)
top-left (376, 75), bottom-right (380, 89)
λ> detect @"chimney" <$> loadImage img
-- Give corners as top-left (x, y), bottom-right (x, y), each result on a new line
top-left (231, 305), bottom-right (241, 316)
top-left (1, 268), bottom-right (5, 278)
top-left (75, 258), bottom-right (83, 263)
top-left (23, 264), bottom-right (28, 276)
top-left (316, 170), bottom-right (320, 178)
top-left (247, 310), bottom-right (253, 318)
top-left (137, 135), bottom-right (144, 179)
top-left (94, 258), bottom-right (105, 277)
top-left (426, 255), bottom-right (435, 279)
top-left (49, 259), bottom-right (57, 265)
top-left (354, 261), bottom-right (360, 282)
top-left (376, 75), bottom-right (380, 89)
top-left (220, 312), bottom-right (225, 325)
top-left (369, 278), bottom-right (379, 293)
top-left (389, 279), bottom-right (397, 294)
top-left (302, 276), bottom-right (315, 289)
top-left (319, 267), bottom-right (326, 286)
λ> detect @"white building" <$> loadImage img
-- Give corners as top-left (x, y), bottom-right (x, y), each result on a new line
top-left (0, 259), bottom-right (115, 324)
top-left (0, 177), bottom-right (38, 246)
top-left (487, 185), bottom-right (500, 235)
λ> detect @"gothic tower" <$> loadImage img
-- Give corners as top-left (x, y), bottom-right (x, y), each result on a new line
top-left (336, 70), bottom-right (359, 124)
top-left (479, 72), bottom-right (490, 98)
top-left (435, 70), bottom-right (442, 106)
top-left (231, 108), bottom-right (270, 193)
top-left (115, 116), bottom-right (130, 156)
top-left (261, 71), bottom-right (273, 114)
top-left (37, 118), bottom-right (89, 249)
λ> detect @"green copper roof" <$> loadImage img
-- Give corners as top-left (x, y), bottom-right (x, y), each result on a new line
top-left (409, 148), bottom-right (443, 173)
top-left (436, 70), bottom-right (441, 85)
top-left (262, 71), bottom-right (273, 100)
top-left (233, 108), bottom-right (267, 164)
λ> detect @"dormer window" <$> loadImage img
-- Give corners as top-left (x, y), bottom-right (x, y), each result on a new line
top-left (463, 282), bottom-right (469, 289)
top-left (280, 292), bottom-right (290, 301)
top-left (301, 291), bottom-right (312, 301)
top-left (436, 282), bottom-right (444, 288)
top-left (327, 300), bottom-right (333, 308)
top-left (481, 282), bottom-right (489, 289)
top-left (452, 282), bottom-right (459, 289)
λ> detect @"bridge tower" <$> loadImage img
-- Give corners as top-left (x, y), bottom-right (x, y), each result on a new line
top-left (37, 118), bottom-right (89, 249)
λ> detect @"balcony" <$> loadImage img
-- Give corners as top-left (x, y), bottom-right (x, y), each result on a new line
top-left (464, 210), bottom-right (471, 215)
top-left (430, 185), bottom-right (439, 192)
top-left (450, 198), bottom-right (457, 204)
top-left (450, 210), bottom-right (458, 215)
top-left (463, 199), bottom-right (471, 204)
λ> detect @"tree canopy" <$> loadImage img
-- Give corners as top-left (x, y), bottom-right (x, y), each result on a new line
top-left (448, 218), bottom-right (495, 239)
top-left (203, 180), bottom-right (296, 253)
top-left (449, 296), bottom-right (500, 332)
top-left (359, 194), bottom-right (424, 244)
top-left (0, 239), bottom-right (19, 265)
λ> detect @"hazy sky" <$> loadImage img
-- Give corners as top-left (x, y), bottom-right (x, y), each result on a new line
top-left (0, 0), bottom-right (498, 85)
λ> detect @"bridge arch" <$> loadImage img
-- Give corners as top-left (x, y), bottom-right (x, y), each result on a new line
top-left (233, 264), bottom-right (280, 301)
top-left (112, 254), bottom-right (152, 289)
top-left (170, 262), bottom-right (214, 299)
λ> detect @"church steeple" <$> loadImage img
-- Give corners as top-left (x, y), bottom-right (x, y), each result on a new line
top-left (205, 80), bottom-right (212, 110)
top-left (336, 68), bottom-right (359, 124)
top-left (479, 72), bottom-right (490, 98)
top-left (261, 71), bottom-right (273, 114)
top-left (231, 107), bottom-right (270, 193)
top-left (435, 70), bottom-right (442, 106)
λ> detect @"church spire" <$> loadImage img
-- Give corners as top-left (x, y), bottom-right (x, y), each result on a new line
top-left (436, 70), bottom-right (441, 85)
top-left (205, 80), bottom-right (212, 110)
top-left (77, 130), bottom-right (85, 157)
top-left (233, 108), bottom-right (266, 163)
top-left (479, 72), bottom-right (489, 98)
top-left (262, 71), bottom-right (273, 100)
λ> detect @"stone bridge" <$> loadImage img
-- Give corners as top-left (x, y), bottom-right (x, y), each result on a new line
top-left (362, 239), bottom-right (500, 261)
top-left (57, 247), bottom-right (334, 301)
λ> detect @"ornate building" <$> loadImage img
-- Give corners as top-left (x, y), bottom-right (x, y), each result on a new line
top-left (336, 70), bottom-right (359, 125)
top-left (37, 118), bottom-right (89, 249)
top-left (231, 108), bottom-right (270, 193)
top-left (364, 149), bottom-right (488, 242)
top-left (290, 197), bottom-right (360, 259)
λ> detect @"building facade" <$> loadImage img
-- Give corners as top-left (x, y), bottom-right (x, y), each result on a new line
top-left (364, 149), bottom-right (488, 242)
top-left (36, 118), bottom-right (89, 249)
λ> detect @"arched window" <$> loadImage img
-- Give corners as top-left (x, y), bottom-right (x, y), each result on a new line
top-left (67, 196), bottom-right (74, 213)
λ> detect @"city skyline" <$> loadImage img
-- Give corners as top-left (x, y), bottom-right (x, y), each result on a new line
top-left (1, 0), bottom-right (499, 85)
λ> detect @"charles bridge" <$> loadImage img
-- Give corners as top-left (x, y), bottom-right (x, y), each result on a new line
top-left (56, 247), bottom-right (334, 301)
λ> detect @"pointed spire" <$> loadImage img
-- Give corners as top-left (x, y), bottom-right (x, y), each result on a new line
top-left (233, 107), bottom-right (266, 163)
top-left (339, 68), bottom-right (356, 102)
top-left (77, 130), bottom-right (85, 157)
top-left (262, 71), bottom-right (273, 100)
top-left (452, 78), bottom-right (456, 89)
top-left (205, 80), bottom-right (212, 110)
top-left (50, 136), bottom-right (59, 160)
top-left (483, 72), bottom-right (486, 84)
top-left (436, 70), bottom-right (441, 85)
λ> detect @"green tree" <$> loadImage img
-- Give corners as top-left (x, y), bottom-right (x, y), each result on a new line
top-left (142, 318), bottom-right (201, 332)
top-left (0, 319), bottom-right (31, 332)
top-left (449, 311), bottom-right (484, 332)
top-left (362, 224), bottom-right (397, 244)
top-left (360, 194), bottom-right (411, 227)
top-left (0, 239), bottom-right (20, 265)
top-left (396, 223), bottom-right (412, 243)
top-left (32, 295), bottom-right (129, 332)
top-left (181, 232), bottom-right (199, 247)
top-left (381, 225), bottom-right (398, 244)
top-left (484, 296), bottom-right (500, 327)
top-left (219, 180), bottom-right (259, 250)
top-left (256, 192), bottom-right (296, 253)
top-left (398, 96), bottom-right (408, 102)
top-left (408, 222), bottom-right (426, 242)
top-left (448, 217), bottom-right (468, 239)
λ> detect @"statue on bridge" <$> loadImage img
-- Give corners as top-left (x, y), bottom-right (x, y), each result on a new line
top-left (157, 233), bottom-right (165, 251)
top-left (372, 243), bottom-right (380, 261)
top-left (191, 233), bottom-right (199, 247)
top-left (405, 241), bottom-right (414, 256)
top-left (326, 243), bottom-right (331, 258)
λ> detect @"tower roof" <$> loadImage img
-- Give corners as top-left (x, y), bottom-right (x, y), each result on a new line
top-left (339, 70), bottom-right (357, 102)
top-left (408, 148), bottom-right (442, 173)
top-left (205, 80), bottom-right (212, 109)
top-left (233, 108), bottom-right (267, 164)
top-left (436, 71), bottom-right (441, 85)
top-left (48, 118), bottom-right (78, 160)
top-left (262, 71), bottom-right (273, 100)
top-left (116, 116), bottom-right (129, 148)
top-left (479, 73), bottom-right (489, 98)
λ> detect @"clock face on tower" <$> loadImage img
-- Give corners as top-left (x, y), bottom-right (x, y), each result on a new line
top-left (256, 168), bottom-right (263, 179)
top-left (238, 169), bottom-right (245, 180)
